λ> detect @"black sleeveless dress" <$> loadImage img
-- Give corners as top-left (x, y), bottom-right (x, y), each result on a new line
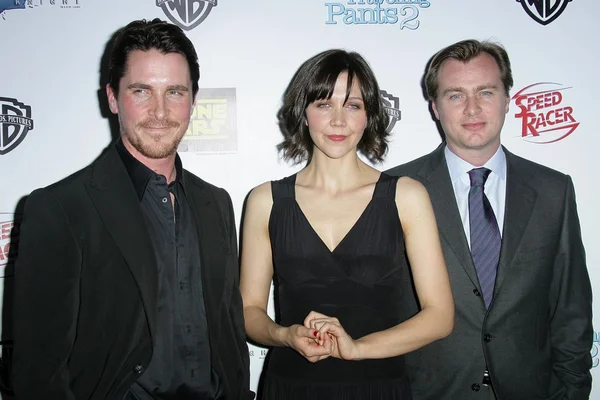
top-left (262, 173), bottom-right (413, 399)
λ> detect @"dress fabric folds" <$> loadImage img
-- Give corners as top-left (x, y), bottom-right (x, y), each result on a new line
top-left (262, 173), bottom-right (413, 400)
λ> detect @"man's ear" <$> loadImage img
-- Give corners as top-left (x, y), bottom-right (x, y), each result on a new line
top-left (106, 84), bottom-right (119, 115)
top-left (432, 100), bottom-right (440, 120)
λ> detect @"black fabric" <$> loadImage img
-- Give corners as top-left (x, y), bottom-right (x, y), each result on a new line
top-left (11, 145), bottom-right (252, 400)
top-left (115, 144), bottom-right (219, 399)
top-left (262, 173), bottom-right (412, 399)
top-left (115, 138), bottom-right (185, 201)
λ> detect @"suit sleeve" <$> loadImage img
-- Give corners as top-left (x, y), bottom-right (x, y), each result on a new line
top-left (550, 176), bottom-right (593, 399)
top-left (222, 189), bottom-right (253, 399)
top-left (11, 189), bottom-right (79, 399)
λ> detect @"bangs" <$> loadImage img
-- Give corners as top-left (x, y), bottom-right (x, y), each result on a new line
top-left (277, 48), bottom-right (388, 164)
top-left (305, 66), bottom-right (357, 105)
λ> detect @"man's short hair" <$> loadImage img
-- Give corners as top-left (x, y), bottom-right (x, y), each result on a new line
top-left (107, 18), bottom-right (200, 97)
top-left (424, 39), bottom-right (513, 101)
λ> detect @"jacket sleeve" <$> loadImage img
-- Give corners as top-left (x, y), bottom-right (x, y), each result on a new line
top-left (11, 189), bottom-right (79, 399)
top-left (222, 189), bottom-right (254, 399)
top-left (550, 176), bottom-right (593, 399)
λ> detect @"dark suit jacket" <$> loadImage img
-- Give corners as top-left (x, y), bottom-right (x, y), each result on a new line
top-left (386, 144), bottom-right (592, 400)
top-left (11, 146), bottom-right (253, 399)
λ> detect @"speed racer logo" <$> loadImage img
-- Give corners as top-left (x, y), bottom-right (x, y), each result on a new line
top-left (512, 82), bottom-right (579, 144)
top-left (0, 215), bottom-right (21, 277)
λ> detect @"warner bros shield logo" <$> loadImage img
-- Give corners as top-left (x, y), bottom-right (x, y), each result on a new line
top-left (157, 0), bottom-right (217, 31)
top-left (0, 97), bottom-right (34, 155)
top-left (380, 90), bottom-right (401, 134)
top-left (0, 0), bottom-right (26, 14)
top-left (516, 0), bottom-right (573, 25)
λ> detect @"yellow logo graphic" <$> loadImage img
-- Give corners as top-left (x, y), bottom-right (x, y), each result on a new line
top-left (186, 99), bottom-right (228, 138)
top-left (179, 88), bottom-right (237, 153)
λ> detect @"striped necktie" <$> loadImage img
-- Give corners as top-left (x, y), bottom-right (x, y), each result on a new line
top-left (468, 168), bottom-right (501, 308)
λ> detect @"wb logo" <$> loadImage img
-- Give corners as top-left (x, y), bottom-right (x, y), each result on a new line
top-left (157, 0), bottom-right (217, 31)
top-left (516, 0), bottom-right (574, 25)
top-left (592, 331), bottom-right (600, 368)
top-left (0, 97), bottom-right (34, 155)
top-left (380, 90), bottom-right (401, 134)
top-left (0, 0), bottom-right (25, 14)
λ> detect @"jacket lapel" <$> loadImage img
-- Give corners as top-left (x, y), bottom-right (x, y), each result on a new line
top-left (185, 175), bottom-right (227, 343)
top-left (419, 146), bottom-right (481, 290)
top-left (85, 147), bottom-right (158, 342)
top-left (493, 148), bottom-right (536, 296)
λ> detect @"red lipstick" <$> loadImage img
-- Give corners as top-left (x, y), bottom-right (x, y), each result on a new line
top-left (327, 135), bottom-right (347, 142)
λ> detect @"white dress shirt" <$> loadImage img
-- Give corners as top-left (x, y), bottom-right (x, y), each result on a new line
top-left (444, 145), bottom-right (507, 248)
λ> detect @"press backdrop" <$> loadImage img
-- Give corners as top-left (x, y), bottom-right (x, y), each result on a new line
top-left (0, 0), bottom-right (598, 397)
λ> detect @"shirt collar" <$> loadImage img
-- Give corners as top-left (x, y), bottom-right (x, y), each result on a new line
top-left (115, 138), bottom-right (185, 201)
top-left (444, 144), bottom-right (507, 184)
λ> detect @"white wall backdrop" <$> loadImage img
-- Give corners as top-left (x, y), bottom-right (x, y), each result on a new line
top-left (1, 0), bottom-right (598, 397)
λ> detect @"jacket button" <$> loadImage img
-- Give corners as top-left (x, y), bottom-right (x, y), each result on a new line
top-left (133, 364), bottom-right (144, 374)
top-left (471, 383), bottom-right (481, 392)
top-left (484, 334), bottom-right (492, 342)
top-left (473, 288), bottom-right (481, 296)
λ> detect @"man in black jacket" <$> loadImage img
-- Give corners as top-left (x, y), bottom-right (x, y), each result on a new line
top-left (12, 19), bottom-right (252, 400)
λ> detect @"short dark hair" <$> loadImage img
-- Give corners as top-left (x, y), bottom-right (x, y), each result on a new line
top-left (425, 39), bottom-right (513, 101)
top-left (277, 49), bottom-right (389, 164)
top-left (107, 18), bottom-right (200, 97)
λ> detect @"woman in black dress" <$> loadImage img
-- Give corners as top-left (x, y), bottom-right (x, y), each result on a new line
top-left (239, 49), bottom-right (454, 399)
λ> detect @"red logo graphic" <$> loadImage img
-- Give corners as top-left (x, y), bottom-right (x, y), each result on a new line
top-left (512, 82), bottom-right (579, 144)
top-left (0, 217), bottom-right (20, 277)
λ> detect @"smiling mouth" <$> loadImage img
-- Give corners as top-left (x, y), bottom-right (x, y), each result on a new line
top-left (327, 135), bottom-right (347, 142)
top-left (139, 119), bottom-right (179, 130)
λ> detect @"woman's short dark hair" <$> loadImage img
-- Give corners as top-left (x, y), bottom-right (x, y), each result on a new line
top-left (424, 39), bottom-right (513, 101)
top-left (277, 49), bottom-right (389, 164)
top-left (107, 18), bottom-right (200, 97)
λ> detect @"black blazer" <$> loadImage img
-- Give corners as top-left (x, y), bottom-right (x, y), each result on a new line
top-left (11, 146), bottom-right (253, 399)
top-left (386, 144), bottom-right (592, 400)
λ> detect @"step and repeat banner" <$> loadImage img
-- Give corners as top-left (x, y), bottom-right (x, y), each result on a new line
top-left (0, 0), bottom-right (598, 397)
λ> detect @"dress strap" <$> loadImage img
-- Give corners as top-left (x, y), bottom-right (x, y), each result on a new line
top-left (372, 173), bottom-right (399, 199)
top-left (271, 174), bottom-right (297, 201)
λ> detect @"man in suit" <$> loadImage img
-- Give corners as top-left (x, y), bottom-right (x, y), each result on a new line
top-left (11, 19), bottom-right (252, 399)
top-left (387, 39), bottom-right (592, 399)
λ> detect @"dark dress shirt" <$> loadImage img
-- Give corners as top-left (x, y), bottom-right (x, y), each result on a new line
top-left (116, 141), bottom-right (222, 400)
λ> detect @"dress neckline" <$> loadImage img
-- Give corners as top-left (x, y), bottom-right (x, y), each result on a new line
top-left (290, 173), bottom-right (383, 253)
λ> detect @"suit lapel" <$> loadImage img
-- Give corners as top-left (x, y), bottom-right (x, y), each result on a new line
top-left (419, 146), bottom-right (481, 290)
top-left (186, 175), bottom-right (227, 342)
top-left (85, 147), bottom-right (158, 342)
top-left (493, 148), bottom-right (537, 296)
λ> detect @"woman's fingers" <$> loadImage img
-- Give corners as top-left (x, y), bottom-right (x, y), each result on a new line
top-left (303, 310), bottom-right (330, 328)
top-left (306, 315), bottom-right (341, 332)
top-left (288, 324), bottom-right (335, 362)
